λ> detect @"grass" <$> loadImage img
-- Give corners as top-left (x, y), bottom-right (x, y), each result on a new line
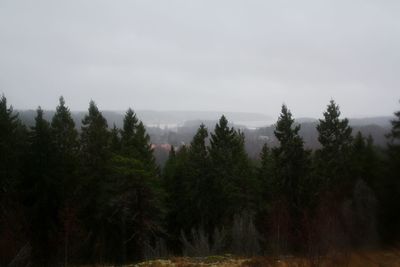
top-left (129, 249), bottom-right (400, 267)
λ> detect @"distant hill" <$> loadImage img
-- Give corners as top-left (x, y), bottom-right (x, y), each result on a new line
top-left (16, 109), bottom-right (272, 129)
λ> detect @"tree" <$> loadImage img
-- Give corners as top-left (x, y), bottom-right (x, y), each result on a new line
top-left (272, 104), bottom-right (310, 207)
top-left (381, 103), bottom-right (400, 243)
top-left (79, 100), bottom-right (110, 262)
top-left (164, 145), bottom-right (191, 252)
top-left (24, 107), bottom-right (60, 266)
top-left (134, 121), bottom-right (158, 172)
top-left (186, 124), bottom-right (210, 228)
top-left (80, 100), bottom-right (110, 171)
top-left (51, 96), bottom-right (80, 266)
top-left (110, 123), bottom-right (121, 153)
top-left (0, 95), bottom-right (27, 196)
top-left (120, 108), bottom-right (139, 157)
top-left (269, 104), bottom-right (310, 252)
top-left (0, 95), bottom-right (28, 265)
top-left (208, 116), bottom-right (255, 229)
top-left (315, 100), bottom-right (353, 192)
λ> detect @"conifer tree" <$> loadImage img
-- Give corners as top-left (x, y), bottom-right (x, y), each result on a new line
top-left (186, 124), bottom-right (211, 230)
top-left (0, 95), bottom-right (27, 195)
top-left (382, 103), bottom-right (400, 243)
top-left (51, 96), bottom-right (80, 265)
top-left (164, 145), bottom-right (191, 251)
top-left (24, 107), bottom-right (60, 266)
top-left (270, 105), bottom-right (310, 252)
top-left (121, 108), bottom-right (139, 157)
top-left (259, 143), bottom-right (273, 201)
top-left (134, 121), bottom-right (157, 171)
top-left (208, 116), bottom-right (254, 228)
top-left (316, 100), bottom-right (353, 192)
top-left (51, 96), bottom-right (79, 197)
top-left (110, 123), bottom-right (121, 153)
top-left (272, 104), bottom-right (310, 209)
top-left (0, 95), bottom-right (28, 265)
top-left (79, 100), bottom-right (110, 261)
top-left (80, 100), bottom-right (110, 171)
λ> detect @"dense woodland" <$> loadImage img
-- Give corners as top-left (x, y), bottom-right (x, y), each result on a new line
top-left (0, 95), bottom-right (399, 266)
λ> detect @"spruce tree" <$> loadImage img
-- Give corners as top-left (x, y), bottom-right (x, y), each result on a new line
top-left (208, 116), bottom-right (254, 228)
top-left (164, 145), bottom-right (191, 251)
top-left (120, 108), bottom-right (138, 157)
top-left (134, 121), bottom-right (157, 171)
top-left (186, 124), bottom-right (210, 230)
top-left (0, 95), bottom-right (27, 195)
top-left (316, 100), bottom-right (353, 192)
top-left (51, 96), bottom-right (79, 197)
top-left (0, 95), bottom-right (28, 265)
top-left (80, 100), bottom-right (110, 171)
top-left (110, 123), bottom-right (121, 153)
top-left (24, 107), bottom-right (60, 266)
top-left (50, 96), bottom-right (80, 265)
top-left (270, 104), bottom-right (310, 252)
top-left (79, 100), bottom-right (110, 261)
top-left (272, 104), bottom-right (309, 209)
top-left (382, 103), bottom-right (400, 243)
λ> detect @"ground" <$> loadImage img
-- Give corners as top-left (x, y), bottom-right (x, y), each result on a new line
top-left (127, 250), bottom-right (400, 267)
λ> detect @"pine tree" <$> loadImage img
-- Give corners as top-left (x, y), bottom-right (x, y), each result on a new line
top-left (387, 103), bottom-right (400, 159)
top-left (120, 108), bottom-right (138, 157)
top-left (208, 116), bottom-right (254, 228)
top-left (110, 123), bottom-right (121, 153)
top-left (259, 143), bottom-right (273, 201)
top-left (51, 96), bottom-right (79, 197)
top-left (24, 107), bottom-right (60, 266)
top-left (186, 124), bottom-right (211, 231)
top-left (0, 95), bottom-right (28, 265)
top-left (269, 105), bottom-right (310, 252)
top-left (79, 100), bottom-right (110, 261)
top-left (272, 104), bottom-right (310, 209)
top-left (50, 96), bottom-right (80, 266)
top-left (316, 100), bottom-right (353, 192)
top-left (80, 100), bottom-right (110, 171)
top-left (134, 121), bottom-right (157, 171)
top-left (382, 103), bottom-right (400, 243)
top-left (164, 145), bottom-right (191, 252)
top-left (0, 95), bottom-right (27, 195)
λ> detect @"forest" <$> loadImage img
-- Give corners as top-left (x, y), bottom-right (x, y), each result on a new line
top-left (0, 95), bottom-right (399, 266)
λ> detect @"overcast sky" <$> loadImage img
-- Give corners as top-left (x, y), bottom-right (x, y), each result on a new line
top-left (1, 0), bottom-right (399, 118)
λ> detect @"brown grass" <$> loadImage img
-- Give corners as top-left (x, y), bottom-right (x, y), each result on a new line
top-left (83, 249), bottom-right (400, 267)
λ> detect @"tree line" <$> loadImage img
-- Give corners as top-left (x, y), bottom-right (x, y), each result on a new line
top-left (0, 95), bottom-right (399, 266)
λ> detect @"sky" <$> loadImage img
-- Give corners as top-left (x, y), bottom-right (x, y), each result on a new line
top-left (0, 0), bottom-right (399, 118)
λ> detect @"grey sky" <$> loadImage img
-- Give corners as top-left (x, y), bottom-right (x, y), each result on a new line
top-left (1, 0), bottom-right (399, 118)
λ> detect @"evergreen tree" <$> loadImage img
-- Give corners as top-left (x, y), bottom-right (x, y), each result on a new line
top-left (164, 145), bottom-right (191, 251)
top-left (208, 116), bottom-right (255, 229)
top-left (350, 132), bottom-right (377, 186)
top-left (120, 108), bottom-right (139, 157)
top-left (0, 95), bottom-right (27, 196)
top-left (316, 100), bottom-right (353, 193)
top-left (259, 143), bottom-right (273, 202)
top-left (381, 104), bottom-right (400, 243)
top-left (24, 107), bottom-right (60, 266)
top-left (79, 100), bottom-right (110, 262)
top-left (186, 124), bottom-right (211, 231)
top-left (50, 96), bottom-right (80, 265)
top-left (269, 105), bottom-right (310, 252)
top-left (80, 100), bottom-right (110, 171)
top-left (51, 96), bottom-right (79, 197)
top-left (110, 123), bottom-right (121, 153)
top-left (272, 105), bottom-right (310, 207)
top-left (134, 121), bottom-right (157, 171)
top-left (0, 95), bottom-right (28, 265)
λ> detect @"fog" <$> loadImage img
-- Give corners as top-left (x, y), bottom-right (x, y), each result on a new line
top-left (1, 0), bottom-right (399, 118)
